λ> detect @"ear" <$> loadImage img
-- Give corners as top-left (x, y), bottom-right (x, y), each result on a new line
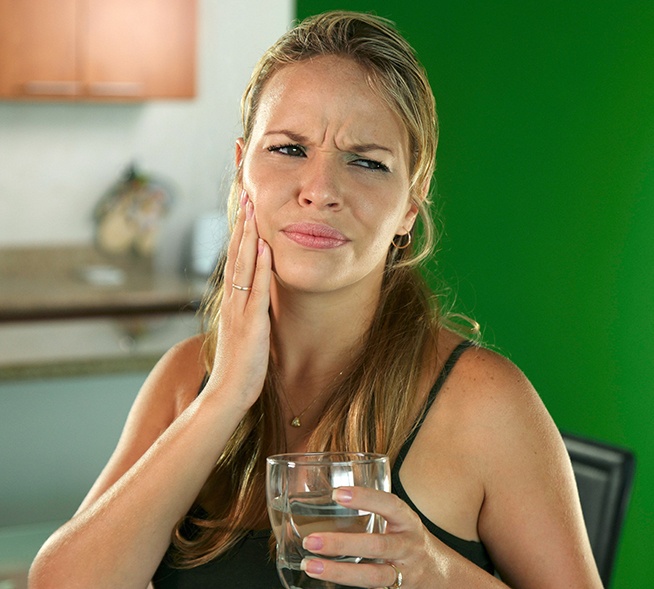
top-left (397, 199), bottom-right (419, 235)
top-left (235, 137), bottom-right (245, 170)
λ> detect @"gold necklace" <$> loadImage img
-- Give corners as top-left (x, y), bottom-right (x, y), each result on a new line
top-left (279, 369), bottom-right (345, 428)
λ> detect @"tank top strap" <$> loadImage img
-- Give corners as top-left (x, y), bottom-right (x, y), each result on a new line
top-left (394, 340), bottom-right (475, 472)
top-left (197, 372), bottom-right (209, 396)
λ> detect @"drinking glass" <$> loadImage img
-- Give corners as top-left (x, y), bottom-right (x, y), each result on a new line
top-left (266, 452), bottom-right (391, 589)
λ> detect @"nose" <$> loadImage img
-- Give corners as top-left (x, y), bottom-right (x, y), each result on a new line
top-left (298, 154), bottom-right (343, 211)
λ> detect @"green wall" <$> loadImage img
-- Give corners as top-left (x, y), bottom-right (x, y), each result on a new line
top-left (297, 2), bottom-right (653, 587)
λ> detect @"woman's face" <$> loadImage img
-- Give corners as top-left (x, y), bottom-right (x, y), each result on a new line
top-left (238, 55), bottom-right (417, 295)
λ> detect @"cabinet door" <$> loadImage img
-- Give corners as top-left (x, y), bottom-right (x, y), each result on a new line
top-left (82, 0), bottom-right (196, 100)
top-left (0, 0), bottom-right (81, 98)
top-left (140, 0), bottom-right (196, 98)
top-left (0, 0), bottom-right (196, 101)
top-left (82, 0), bottom-right (147, 99)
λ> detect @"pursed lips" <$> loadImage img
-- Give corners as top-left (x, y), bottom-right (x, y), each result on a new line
top-left (281, 222), bottom-right (349, 249)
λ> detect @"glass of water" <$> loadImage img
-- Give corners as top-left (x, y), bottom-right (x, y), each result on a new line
top-left (266, 452), bottom-right (391, 589)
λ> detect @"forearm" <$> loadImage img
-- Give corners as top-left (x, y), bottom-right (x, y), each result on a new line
top-left (29, 390), bottom-right (247, 589)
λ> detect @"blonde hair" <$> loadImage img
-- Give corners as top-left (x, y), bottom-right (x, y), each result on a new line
top-left (171, 11), bottom-right (441, 566)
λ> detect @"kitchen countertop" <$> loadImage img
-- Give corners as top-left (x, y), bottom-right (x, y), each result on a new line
top-left (0, 244), bottom-right (206, 322)
top-left (0, 245), bottom-right (209, 379)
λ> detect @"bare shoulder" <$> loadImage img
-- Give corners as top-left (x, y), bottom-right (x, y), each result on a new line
top-left (432, 336), bottom-right (545, 425)
top-left (435, 343), bottom-right (562, 471)
top-left (415, 336), bottom-right (562, 490)
top-left (440, 344), bottom-right (597, 584)
top-left (121, 333), bottom-right (208, 442)
top-left (145, 333), bottom-right (208, 411)
top-left (400, 334), bottom-right (556, 533)
top-left (446, 340), bottom-right (564, 461)
top-left (412, 332), bottom-right (537, 444)
top-left (405, 335), bottom-right (599, 585)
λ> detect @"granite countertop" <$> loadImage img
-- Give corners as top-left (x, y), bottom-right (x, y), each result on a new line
top-left (0, 245), bottom-right (209, 379)
top-left (0, 244), bottom-right (206, 322)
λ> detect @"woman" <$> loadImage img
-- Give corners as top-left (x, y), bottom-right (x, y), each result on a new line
top-left (29, 11), bottom-right (602, 589)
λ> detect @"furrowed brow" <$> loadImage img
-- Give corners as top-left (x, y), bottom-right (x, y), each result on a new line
top-left (264, 129), bottom-right (309, 144)
top-left (349, 143), bottom-right (394, 156)
top-left (264, 130), bottom-right (395, 156)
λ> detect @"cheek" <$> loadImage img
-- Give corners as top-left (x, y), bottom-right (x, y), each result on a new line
top-left (241, 160), bottom-right (260, 200)
top-left (243, 180), bottom-right (278, 242)
top-left (242, 157), bottom-right (288, 203)
top-left (357, 192), bottom-right (410, 236)
top-left (241, 166), bottom-right (268, 216)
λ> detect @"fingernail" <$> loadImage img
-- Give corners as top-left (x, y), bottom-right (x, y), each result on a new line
top-left (333, 488), bottom-right (353, 503)
top-left (303, 535), bottom-right (323, 551)
top-left (240, 190), bottom-right (248, 207)
top-left (257, 238), bottom-right (265, 256)
top-left (246, 200), bottom-right (254, 220)
top-left (301, 558), bottom-right (324, 575)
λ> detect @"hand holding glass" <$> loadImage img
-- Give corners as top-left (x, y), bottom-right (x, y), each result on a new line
top-left (266, 452), bottom-right (391, 589)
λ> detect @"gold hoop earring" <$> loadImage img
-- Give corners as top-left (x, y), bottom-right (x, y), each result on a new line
top-left (392, 233), bottom-right (411, 250)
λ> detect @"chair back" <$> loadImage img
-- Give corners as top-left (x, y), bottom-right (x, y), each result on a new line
top-left (562, 432), bottom-right (635, 587)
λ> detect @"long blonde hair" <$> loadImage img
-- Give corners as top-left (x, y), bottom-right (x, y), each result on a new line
top-left (171, 11), bottom-right (440, 566)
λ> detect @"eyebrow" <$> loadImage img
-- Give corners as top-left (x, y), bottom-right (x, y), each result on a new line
top-left (264, 129), bottom-right (395, 156)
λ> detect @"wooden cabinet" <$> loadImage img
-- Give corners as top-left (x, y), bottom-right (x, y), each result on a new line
top-left (0, 0), bottom-right (80, 97)
top-left (0, 0), bottom-right (196, 101)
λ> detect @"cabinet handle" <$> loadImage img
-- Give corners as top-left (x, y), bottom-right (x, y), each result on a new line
top-left (23, 81), bottom-right (82, 95)
top-left (88, 82), bottom-right (143, 97)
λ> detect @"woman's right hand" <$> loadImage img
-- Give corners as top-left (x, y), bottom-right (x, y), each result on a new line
top-left (206, 190), bottom-right (272, 410)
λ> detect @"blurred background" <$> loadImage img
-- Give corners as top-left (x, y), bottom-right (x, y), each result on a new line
top-left (1, 1), bottom-right (652, 587)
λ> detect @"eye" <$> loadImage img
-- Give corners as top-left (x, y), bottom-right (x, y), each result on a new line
top-left (268, 144), bottom-right (306, 157)
top-left (350, 158), bottom-right (390, 172)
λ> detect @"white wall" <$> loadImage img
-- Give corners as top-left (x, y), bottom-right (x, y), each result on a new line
top-left (0, 0), bottom-right (294, 270)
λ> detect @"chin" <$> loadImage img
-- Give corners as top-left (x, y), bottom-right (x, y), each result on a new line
top-left (269, 248), bottom-right (339, 291)
top-left (272, 268), bottom-right (343, 294)
top-left (269, 244), bottom-right (385, 295)
top-left (272, 261), bottom-right (383, 297)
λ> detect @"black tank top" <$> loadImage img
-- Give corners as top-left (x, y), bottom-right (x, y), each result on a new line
top-left (152, 341), bottom-right (494, 587)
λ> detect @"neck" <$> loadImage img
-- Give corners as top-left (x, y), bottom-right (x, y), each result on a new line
top-left (269, 275), bottom-right (381, 396)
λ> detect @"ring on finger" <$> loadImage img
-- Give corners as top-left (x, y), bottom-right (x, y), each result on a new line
top-left (232, 283), bottom-right (252, 291)
top-left (386, 562), bottom-right (403, 589)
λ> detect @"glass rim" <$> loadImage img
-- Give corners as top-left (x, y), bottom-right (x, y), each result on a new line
top-left (266, 451), bottom-right (388, 466)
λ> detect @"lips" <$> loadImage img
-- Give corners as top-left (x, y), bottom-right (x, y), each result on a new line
top-left (282, 223), bottom-right (349, 249)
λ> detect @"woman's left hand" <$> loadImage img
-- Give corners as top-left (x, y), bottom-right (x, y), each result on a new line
top-left (300, 486), bottom-right (437, 588)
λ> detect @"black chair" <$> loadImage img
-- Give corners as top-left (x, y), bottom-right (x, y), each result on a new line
top-left (562, 432), bottom-right (635, 587)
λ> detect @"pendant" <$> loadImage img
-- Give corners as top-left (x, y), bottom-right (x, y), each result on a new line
top-left (291, 416), bottom-right (301, 428)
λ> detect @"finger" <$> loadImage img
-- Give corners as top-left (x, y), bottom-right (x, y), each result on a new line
top-left (224, 190), bottom-right (248, 287)
top-left (247, 238), bottom-right (272, 312)
top-left (332, 487), bottom-right (414, 532)
top-left (300, 489), bottom-right (416, 565)
top-left (301, 557), bottom-right (398, 589)
top-left (230, 198), bottom-right (258, 297)
top-left (303, 530), bottom-right (393, 562)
